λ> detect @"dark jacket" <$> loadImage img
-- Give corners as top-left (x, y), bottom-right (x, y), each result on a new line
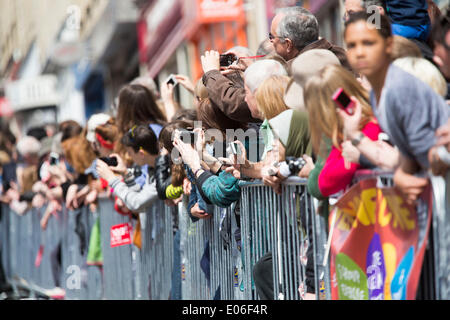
top-left (155, 155), bottom-right (171, 200)
top-left (297, 38), bottom-right (354, 74)
top-left (386, 0), bottom-right (430, 26)
top-left (202, 70), bottom-right (261, 124)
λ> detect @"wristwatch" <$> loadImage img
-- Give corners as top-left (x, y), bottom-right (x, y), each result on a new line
top-left (351, 132), bottom-right (365, 147)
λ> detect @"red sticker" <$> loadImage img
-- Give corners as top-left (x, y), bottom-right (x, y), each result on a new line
top-left (35, 245), bottom-right (44, 267)
top-left (110, 223), bottom-right (132, 248)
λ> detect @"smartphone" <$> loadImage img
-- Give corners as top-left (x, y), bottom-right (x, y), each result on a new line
top-left (99, 156), bottom-right (118, 167)
top-left (179, 130), bottom-right (195, 144)
top-left (220, 53), bottom-right (237, 67)
top-left (229, 142), bottom-right (242, 155)
top-left (49, 152), bottom-right (60, 165)
top-left (332, 88), bottom-right (355, 115)
top-left (166, 74), bottom-right (178, 87)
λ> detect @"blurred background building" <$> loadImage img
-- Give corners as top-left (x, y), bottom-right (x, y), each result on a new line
top-left (0, 0), bottom-right (448, 137)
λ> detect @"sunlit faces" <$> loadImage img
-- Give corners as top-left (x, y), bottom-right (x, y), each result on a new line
top-left (344, 20), bottom-right (393, 80)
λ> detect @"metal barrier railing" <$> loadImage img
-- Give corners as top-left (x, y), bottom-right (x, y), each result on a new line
top-left (430, 173), bottom-right (450, 300)
top-left (239, 177), bottom-right (330, 300)
top-left (2, 172), bottom-right (446, 300)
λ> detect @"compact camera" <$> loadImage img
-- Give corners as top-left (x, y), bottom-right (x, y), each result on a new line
top-left (99, 156), bottom-right (118, 167)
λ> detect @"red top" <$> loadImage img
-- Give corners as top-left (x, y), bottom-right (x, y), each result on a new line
top-left (318, 120), bottom-right (382, 197)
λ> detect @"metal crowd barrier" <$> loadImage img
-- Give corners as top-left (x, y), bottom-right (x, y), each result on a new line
top-left (430, 172), bottom-right (450, 300)
top-left (7, 171), bottom-right (446, 300)
top-left (0, 203), bottom-right (102, 299)
top-left (239, 177), bottom-right (329, 300)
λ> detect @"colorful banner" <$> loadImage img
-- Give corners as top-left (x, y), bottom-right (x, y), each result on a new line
top-left (329, 178), bottom-right (432, 300)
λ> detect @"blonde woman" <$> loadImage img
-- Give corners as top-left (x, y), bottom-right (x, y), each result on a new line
top-left (304, 64), bottom-right (383, 197)
top-left (255, 75), bottom-right (290, 160)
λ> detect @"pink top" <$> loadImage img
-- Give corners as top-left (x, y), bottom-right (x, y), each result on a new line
top-left (318, 120), bottom-right (382, 197)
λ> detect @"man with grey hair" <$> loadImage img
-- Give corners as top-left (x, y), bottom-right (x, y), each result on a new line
top-left (270, 6), bottom-right (352, 73)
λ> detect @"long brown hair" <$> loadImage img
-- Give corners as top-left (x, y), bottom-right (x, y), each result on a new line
top-left (196, 98), bottom-right (246, 135)
top-left (95, 118), bottom-right (119, 147)
top-left (304, 64), bottom-right (375, 155)
top-left (62, 128), bottom-right (96, 174)
top-left (116, 84), bottom-right (166, 134)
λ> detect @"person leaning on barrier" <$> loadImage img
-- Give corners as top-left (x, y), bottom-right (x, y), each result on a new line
top-left (156, 121), bottom-right (194, 209)
top-left (173, 126), bottom-right (242, 209)
top-left (305, 64), bottom-right (383, 197)
top-left (96, 124), bottom-right (160, 213)
top-left (343, 11), bottom-right (449, 203)
top-left (60, 128), bottom-right (97, 210)
top-left (222, 59), bottom-right (289, 180)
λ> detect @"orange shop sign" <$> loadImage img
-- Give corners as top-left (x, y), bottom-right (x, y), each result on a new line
top-left (197, 0), bottom-right (245, 23)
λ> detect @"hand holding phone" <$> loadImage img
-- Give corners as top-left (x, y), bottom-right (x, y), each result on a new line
top-left (99, 156), bottom-right (118, 167)
top-left (166, 74), bottom-right (179, 87)
top-left (229, 142), bottom-right (242, 156)
top-left (332, 88), bottom-right (355, 115)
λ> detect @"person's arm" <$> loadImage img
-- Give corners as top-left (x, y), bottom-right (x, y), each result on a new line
top-left (160, 81), bottom-right (179, 122)
top-left (196, 170), bottom-right (241, 208)
top-left (201, 50), bottom-right (259, 123)
top-left (339, 98), bottom-right (399, 170)
top-left (318, 123), bottom-right (381, 197)
top-left (109, 177), bottom-right (158, 213)
top-left (155, 154), bottom-right (171, 200)
top-left (348, 134), bottom-right (400, 170)
top-left (393, 154), bottom-right (429, 205)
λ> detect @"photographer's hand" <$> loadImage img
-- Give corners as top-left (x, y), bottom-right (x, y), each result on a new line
top-left (96, 159), bottom-right (117, 183)
top-left (201, 50), bottom-right (220, 73)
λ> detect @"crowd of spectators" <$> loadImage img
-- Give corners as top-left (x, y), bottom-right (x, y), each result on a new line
top-left (0, 1), bottom-right (449, 300)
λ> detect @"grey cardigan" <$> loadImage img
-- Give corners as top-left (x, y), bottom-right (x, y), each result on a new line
top-left (370, 64), bottom-right (449, 170)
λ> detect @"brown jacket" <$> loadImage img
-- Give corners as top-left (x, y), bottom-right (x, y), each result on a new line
top-left (202, 70), bottom-right (261, 124)
top-left (286, 38), bottom-right (354, 75)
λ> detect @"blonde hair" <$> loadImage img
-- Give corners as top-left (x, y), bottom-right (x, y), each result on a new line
top-left (255, 75), bottom-right (290, 119)
top-left (391, 35), bottom-right (422, 60)
top-left (304, 64), bottom-right (375, 155)
top-left (393, 57), bottom-right (448, 97)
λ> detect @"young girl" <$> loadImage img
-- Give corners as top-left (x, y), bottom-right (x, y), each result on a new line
top-left (96, 125), bottom-right (160, 213)
top-left (343, 11), bottom-right (449, 203)
top-left (304, 64), bottom-right (382, 197)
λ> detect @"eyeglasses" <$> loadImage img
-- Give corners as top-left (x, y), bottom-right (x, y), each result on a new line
top-left (269, 32), bottom-right (284, 41)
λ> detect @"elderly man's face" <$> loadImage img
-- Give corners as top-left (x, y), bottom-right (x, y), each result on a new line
top-left (244, 84), bottom-right (262, 120)
top-left (270, 13), bottom-right (290, 61)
